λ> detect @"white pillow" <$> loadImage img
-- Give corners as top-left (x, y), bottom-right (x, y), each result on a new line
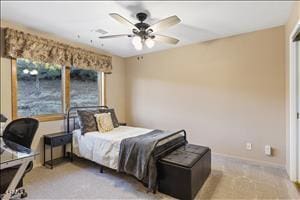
top-left (94, 113), bottom-right (114, 133)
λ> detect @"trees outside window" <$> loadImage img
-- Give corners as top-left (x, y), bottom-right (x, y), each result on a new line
top-left (16, 58), bottom-right (62, 117)
top-left (70, 67), bottom-right (100, 107)
top-left (12, 58), bottom-right (103, 121)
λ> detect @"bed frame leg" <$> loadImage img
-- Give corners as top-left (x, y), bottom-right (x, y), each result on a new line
top-left (153, 184), bottom-right (157, 194)
top-left (99, 165), bottom-right (104, 173)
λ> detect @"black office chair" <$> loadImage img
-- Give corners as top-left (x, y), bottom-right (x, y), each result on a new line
top-left (3, 118), bottom-right (39, 148)
top-left (0, 118), bottom-right (39, 197)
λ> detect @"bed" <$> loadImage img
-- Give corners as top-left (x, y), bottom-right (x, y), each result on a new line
top-left (66, 106), bottom-right (187, 192)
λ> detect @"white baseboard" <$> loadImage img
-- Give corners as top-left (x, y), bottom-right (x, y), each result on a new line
top-left (31, 150), bottom-right (286, 173)
top-left (212, 152), bottom-right (286, 170)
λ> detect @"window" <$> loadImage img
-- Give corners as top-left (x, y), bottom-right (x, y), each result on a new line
top-left (12, 58), bottom-right (105, 121)
top-left (70, 67), bottom-right (100, 107)
top-left (15, 58), bottom-right (63, 117)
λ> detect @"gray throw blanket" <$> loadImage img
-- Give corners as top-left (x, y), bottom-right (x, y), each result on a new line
top-left (117, 129), bottom-right (176, 191)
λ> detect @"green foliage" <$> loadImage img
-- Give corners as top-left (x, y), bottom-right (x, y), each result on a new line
top-left (70, 67), bottom-right (97, 81)
top-left (17, 58), bottom-right (98, 81)
top-left (17, 58), bottom-right (62, 80)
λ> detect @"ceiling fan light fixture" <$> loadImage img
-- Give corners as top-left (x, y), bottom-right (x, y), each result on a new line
top-left (145, 38), bottom-right (155, 48)
top-left (132, 36), bottom-right (143, 50)
top-left (134, 42), bottom-right (143, 51)
top-left (105, 12), bottom-right (180, 51)
top-left (132, 36), bottom-right (141, 46)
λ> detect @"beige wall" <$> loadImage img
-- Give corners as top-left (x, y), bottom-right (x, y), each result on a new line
top-left (106, 56), bottom-right (126, 122)
top-left (0, 16), bottom-right (291, 168)
top-left (284, 1), bottom-right (300, 175)
top-left (0, 20), bottom-right (126, 166)
top-left (125, 26), bottom-right (286, 166)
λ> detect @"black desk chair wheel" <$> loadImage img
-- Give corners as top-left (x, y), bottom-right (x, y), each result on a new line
top-left (0, 118), bottom-right (39, 198)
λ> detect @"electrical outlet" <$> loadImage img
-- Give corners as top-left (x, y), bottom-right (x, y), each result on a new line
top-left (246, 142), bottom-right (252, 150)
top-left (265, 145), bottom-right (272, 156)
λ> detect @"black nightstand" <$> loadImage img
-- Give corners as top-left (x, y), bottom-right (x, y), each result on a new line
top-left (43, 132), bottom-right (73, 169)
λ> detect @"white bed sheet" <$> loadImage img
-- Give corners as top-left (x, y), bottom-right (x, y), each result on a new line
top-left (73, 126), bottom-right (153, 169)
top-left (72, 126), bottom-right (182, 170)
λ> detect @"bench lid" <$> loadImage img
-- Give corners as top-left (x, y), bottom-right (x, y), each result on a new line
top-left (160, 144), bottom-right (209, 168)
top-left (179, 144), bottom-right (209, 155)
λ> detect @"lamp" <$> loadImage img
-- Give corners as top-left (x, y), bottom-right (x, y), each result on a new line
top-left (134, 42), bottom-right (143, 50)
top-left (23, 69), bottom-right (38, 75)
top-left (23, 69), bottom-right (29, 74)
top-left (30, 69), bottom-right (38, 75)
top-left (23, 68), bottom-right (40, 95)
top-left (145, 38), bottom-right (155, 48)
top-left (132, 36), bottom-right (143, 50)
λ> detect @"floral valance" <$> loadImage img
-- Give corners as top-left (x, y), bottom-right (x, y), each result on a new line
top-left (4, 28), bottom-right (112, 72)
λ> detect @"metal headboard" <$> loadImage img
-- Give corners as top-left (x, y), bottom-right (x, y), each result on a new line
top-left (66, 105), bottom-right (108, 133)
top-left (66, 106), bottom-right (188, 160)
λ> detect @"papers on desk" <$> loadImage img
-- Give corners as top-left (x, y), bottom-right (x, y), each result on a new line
top-left (0, 139), bottom-right (33, 163)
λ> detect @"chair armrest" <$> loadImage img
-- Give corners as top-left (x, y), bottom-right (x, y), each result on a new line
top-left (119, 122), bottom-right (127, 126)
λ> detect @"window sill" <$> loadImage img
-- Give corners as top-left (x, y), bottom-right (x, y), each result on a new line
top-left (14, 114), bottom-right (65, 122)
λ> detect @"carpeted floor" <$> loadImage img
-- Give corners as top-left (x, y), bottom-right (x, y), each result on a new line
top-left (24, 155), bottom-right (299, 199)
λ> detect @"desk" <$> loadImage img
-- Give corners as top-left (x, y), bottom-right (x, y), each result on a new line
top-left (0, 138), bottom-right (38, 200)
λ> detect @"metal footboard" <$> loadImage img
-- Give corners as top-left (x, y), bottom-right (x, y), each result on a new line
top-left (152, 129), bottom-right (187, 159)
top-left (66, 106), bottom-right (188, 194)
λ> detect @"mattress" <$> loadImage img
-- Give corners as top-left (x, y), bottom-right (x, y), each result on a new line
top-left (72, 126), bottom-right (182, 170)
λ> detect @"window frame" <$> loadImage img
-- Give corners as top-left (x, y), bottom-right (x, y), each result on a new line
top-left (68, 66), bottom-right (103, 110)
top-left (11, 58), bottom-right (105, 122)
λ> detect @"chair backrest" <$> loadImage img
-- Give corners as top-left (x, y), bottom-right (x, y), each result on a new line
top-left (3, 118), bottom-right (39, 148)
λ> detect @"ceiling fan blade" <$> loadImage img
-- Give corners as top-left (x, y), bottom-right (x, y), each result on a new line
top-left (147, 15), bottom-right (181, 33)
top-left (153, 34), bottom-right (179, 45)
top-left (99, 34), bottom-right (133, 39)
top-left (109, 13), bottom-right (137, 30)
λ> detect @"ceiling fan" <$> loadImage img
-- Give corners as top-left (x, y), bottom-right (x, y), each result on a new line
top-left (99, 12), bottom-right (181, 50)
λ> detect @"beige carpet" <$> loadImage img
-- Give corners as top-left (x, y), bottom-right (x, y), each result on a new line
top-left (24, 155), bottom-right (299, 199)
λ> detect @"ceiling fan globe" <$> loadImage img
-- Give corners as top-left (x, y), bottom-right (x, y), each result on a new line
top-left (132, 36), bottom-right (142, 45)
top-left (145, 38), bottom-right (155, 48)
top-left (134, 42), bottom-right (143, 51)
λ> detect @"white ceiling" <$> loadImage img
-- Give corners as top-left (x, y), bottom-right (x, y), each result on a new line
top-left (1, 1), bottom-right (293, 57)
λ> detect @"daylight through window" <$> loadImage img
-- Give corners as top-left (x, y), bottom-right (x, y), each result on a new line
top-left (70, 67), bottom-right (100, 107)
top-left (13, 59), bottom-right (104, 121)
top-left (16, 58), bottom-right (63, 117)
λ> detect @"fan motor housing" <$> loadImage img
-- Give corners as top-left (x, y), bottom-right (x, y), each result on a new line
top-left (135, 22), bottom-right (150, 31)
top-left (136, 12), bottom-right (147, 22)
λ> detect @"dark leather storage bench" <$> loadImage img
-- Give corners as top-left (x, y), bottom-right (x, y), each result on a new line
top-left (158, 144), bottom-right (211, 200)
